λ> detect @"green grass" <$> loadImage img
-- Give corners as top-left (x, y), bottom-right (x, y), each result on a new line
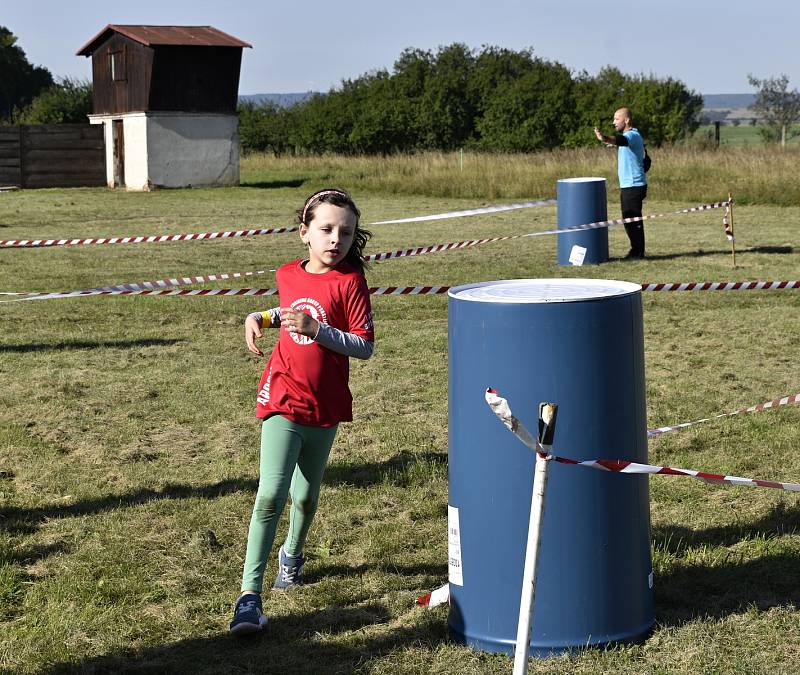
top-left (1, 154), bottom-right (799, 674)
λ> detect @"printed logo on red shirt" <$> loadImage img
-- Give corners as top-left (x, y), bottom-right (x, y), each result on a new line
top-left (289, 297), bottom-right (328, 345)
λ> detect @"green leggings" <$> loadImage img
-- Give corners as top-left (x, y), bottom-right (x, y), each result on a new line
top-left (241, 415), bottom-right (338, 593)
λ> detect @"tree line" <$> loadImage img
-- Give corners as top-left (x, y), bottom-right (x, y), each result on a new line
top-left (5, 26), bottom-right (799, 153)
top-left (239, 44), bottom-right (704, 155)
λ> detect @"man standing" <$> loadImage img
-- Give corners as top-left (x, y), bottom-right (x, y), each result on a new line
top-left (594, 108), bottom-right (647, 258)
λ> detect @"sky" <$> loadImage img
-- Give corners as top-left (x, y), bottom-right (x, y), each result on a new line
top-left (4, 1), bottom-right (799, 96)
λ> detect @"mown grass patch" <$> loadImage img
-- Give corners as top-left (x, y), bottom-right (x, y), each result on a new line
top-left (1, 160), bottom-right (799, 673)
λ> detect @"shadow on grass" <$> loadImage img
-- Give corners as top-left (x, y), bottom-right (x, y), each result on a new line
top-left (656, 550), bottom-right (800, 625)
top-left (653, 501), bottom-right (800, 624)
top-left (241, 178), bottom-right (308, 190)
top-left (324, 451), bottom-right (447, 488)
top-left (622, 244), bottom-right (793, 262)
top-left (5, 540), bottom-right (72, 565)
top-left (0, 338), bottom-right (185, 354)
top-left (653, 501), bottom-right (800, 552)
top-left (45, 603), bottom-right (448, 675)
top-left (0, 478), bottom-right (257, 534)
top-left (306, 559), bottom-right (447, 584)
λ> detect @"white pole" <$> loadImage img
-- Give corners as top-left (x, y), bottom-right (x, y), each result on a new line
top-left (512, 403), bottom-right (558, 675)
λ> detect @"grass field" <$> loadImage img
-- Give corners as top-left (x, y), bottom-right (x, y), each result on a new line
top-left (1, 151), bottom-right (799, 674)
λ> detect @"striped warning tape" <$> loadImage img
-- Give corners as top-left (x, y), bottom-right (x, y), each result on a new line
top-left (0, 199), bottom-right (726, 250)
top-left (640, 280), bottom-right (800, 292)
top-left (0, 199), bottom-right (556, 249)
top-left (369, 199), bottom-right (556, 225)
top-left (550, 457), bottom-right (800, 492)
top-left (485, 388), bottom-right (800, 492)
top-left (1, 269), bottom-right (278, 298)
top-left (9, 269), bottom-right (794, 304)
top-left (416, 584), bottom-right (450, 607)
top-left (0, 286), bottom-right (453, 303)
top-left (85, 270), bottom-right (273, 293)
top-left (648, 393), bottom-right (800, 436)
top-left (365, 201), bottom-right (730, 262)
top-left (2, 281), bottom-right (799, 304)
top-left (0, 226), bottom-right (298, 249)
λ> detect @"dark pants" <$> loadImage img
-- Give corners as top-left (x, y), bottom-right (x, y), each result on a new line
top-left (620, 185), bottom-right (648, 256)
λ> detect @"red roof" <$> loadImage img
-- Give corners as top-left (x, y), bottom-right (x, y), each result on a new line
top-left (77, 25), bottom-right (252, 55)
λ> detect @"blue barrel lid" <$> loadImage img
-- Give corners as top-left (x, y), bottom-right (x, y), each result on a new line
top-left (557, 177), bottom-right (606, 183)
top-left (448, 278), bottom-right (641, 304)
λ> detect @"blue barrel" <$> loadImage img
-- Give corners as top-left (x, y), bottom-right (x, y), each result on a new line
top-left (557, 177), bottom-right (608, 265)
top-left (447, 279), bottom-right (653, 656)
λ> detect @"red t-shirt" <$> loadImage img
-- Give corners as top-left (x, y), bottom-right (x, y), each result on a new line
top-left (255, 259), bottom-right (374, 426)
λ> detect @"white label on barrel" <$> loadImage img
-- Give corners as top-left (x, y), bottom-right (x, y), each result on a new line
top-left (448, 505), bottom-right (464, 586)
top-left (569, 245), bottom-right (587, 266)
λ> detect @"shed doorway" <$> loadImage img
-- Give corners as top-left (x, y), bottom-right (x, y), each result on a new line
top-left (112, 119), bottom-right (125, 188)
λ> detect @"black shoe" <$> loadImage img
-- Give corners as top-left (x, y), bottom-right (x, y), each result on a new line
top-left (624, 249), bottom-right (645, 259)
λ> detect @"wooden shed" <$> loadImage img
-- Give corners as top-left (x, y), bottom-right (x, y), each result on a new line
top-left (77, 25), bottom-right (251, 190)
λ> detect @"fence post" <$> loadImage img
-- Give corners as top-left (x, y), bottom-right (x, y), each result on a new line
top-left (17, 125), bottom-right (26, 188)
top-left (714, 121), bottom-right (720, 148)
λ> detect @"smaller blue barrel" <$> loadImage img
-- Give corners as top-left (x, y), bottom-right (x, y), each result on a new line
top-left (557, 177), bottom-right (608, 265)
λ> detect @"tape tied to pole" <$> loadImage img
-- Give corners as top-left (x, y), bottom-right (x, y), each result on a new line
top-left (486, 388), bottom-right (800, 493)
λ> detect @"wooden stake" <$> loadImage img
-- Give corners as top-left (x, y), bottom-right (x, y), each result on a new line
top-left (513, 403), bottom-right (558, 675)
top-left (729, 192), bottom-right (736, 268)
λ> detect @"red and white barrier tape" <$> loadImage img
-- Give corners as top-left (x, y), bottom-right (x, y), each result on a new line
top-left (369, 199), bottom-right (556, 225)
top-left (415, 584), bottom-right (450, 607)
top-left (365, 201), bottom-right (730, 262)
top-left (648, 393), bottom-right (800, 436)
top-left (0, 199), bottom-right (555, 249)
top-left (1, 199), bottom-right (726, 251)
top-left (640, 280), bottom-right (800, 292)
top-left (0, 286), bottom-right (454, 303)
top-left (723, 202), bottom-right (734, 241)
top-left (485, 388), bottom-right (800, 492)
top-left (3, 281), bottom-right (800, 304)
top-left (0, 226), bottom-right (297, 249)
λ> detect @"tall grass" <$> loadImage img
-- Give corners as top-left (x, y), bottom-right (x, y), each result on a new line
top-left (243, 146), bottom-right (800, 206)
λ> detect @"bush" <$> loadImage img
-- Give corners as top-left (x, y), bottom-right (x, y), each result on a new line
top-left (14, 77), bottom-right (92, 124)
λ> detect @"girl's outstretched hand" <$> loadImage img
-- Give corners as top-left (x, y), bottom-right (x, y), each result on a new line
top-left (280, 307), bottom-right (319, 338)
top-left (245, 314), bottom-right (264, 356)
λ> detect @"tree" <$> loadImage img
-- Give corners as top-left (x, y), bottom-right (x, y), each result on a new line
top-left (0, 26), bottom-right (53, 120)
top-left (418, 44), bottom-right (476, 150)
top-left (14, 77), bottom-right (92, 124)
top-left (475, 58), bottom-right (575, 151)
top-left (747, 73), bottom-right (800, 146)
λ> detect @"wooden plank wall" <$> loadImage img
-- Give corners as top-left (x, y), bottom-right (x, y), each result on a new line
top-left (0, 126), bottom-right (21, 187)
top-left (0, 124), bottom-right (105, 188)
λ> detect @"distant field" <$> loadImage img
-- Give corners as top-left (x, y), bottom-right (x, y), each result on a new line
top-left (1, 155), bottom-right (799, 674)
top-left (694, 124), bottom-right (800, 146)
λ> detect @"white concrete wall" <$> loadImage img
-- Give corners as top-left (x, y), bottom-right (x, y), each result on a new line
top-left (123, 114), bottom-right (150, 191)
top-left (146, 113), bottom-right (239, 190)
top-left (88, 112), bottom-right (240, 191)
top-left (88, 115), bottom-right (115, 188)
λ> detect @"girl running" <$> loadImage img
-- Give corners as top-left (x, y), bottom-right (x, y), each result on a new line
top-left (230, 189), bottom-right (374, 635)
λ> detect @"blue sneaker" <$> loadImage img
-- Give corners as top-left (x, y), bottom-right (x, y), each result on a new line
top-left (272, 546), bottom-right (305, 590)
top-left (229, 593), bottom-right (267, 635)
